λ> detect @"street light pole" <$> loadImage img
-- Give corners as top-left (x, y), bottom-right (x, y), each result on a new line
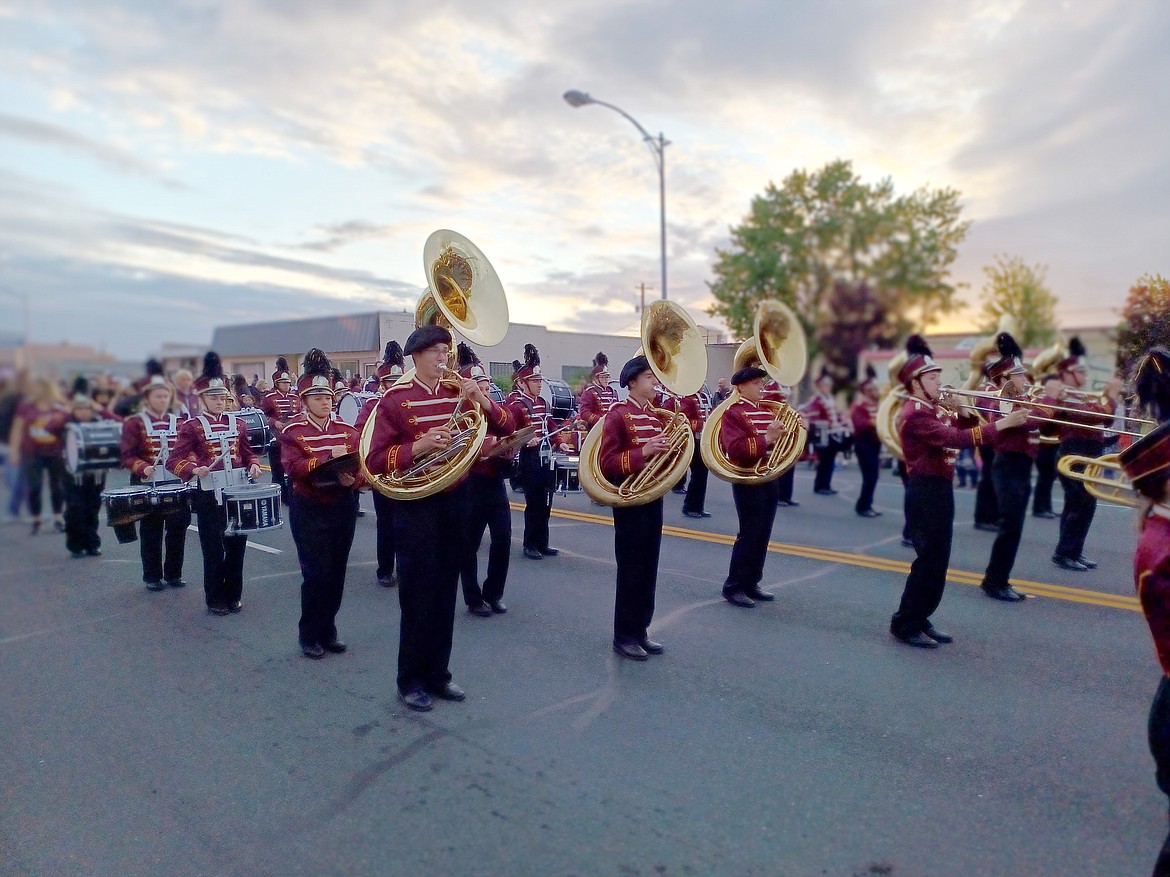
top-left (564, 89), bottom-right (669, 301)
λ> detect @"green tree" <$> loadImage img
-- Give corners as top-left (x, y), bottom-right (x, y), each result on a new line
top-left (977, 254), bottom-right (1059, 347)
top-left (707, 159), bottom-right (970, 386)
top-left (1117, 273), bottom-right (1170, 376)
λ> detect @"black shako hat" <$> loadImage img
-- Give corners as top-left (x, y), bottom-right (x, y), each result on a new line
top-left (404, 325), bottom-right (453, 356)
top-left (619, 355), bottom-right (652, 388)
top-left (731, 366), bottom-right (768, 385)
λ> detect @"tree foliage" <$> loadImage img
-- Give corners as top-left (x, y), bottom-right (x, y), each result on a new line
top-left (707, 159), bottom-right (970, 387)
top-left (1117, 273), bottom-right (1170, 376)
top-left (977, 254), bottom-right (1058, 348)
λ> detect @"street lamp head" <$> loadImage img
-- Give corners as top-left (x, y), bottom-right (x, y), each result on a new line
top-left (563, 90), bottom-right (593, 108)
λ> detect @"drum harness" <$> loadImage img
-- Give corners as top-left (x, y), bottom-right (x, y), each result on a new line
top-left (194, 413), bottom-right (249, 503)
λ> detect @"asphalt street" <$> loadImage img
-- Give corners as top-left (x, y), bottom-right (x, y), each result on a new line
top-left (0, 460), bottom-right (1161, 877)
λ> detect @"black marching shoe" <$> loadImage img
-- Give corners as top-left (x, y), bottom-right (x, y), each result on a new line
top-left (144, 579), bottom-right (166, 592)
top-left (857, 509), bottom-right (882, 518)
top-left (468, 601), bottom-right (493, 617)
top-left (922, 625), bottom-right (954, 644)
top-left (208, 603), bottom-right (232, 616)
top-left (86, 548), bottom-right (102, 557)
top-left (488, 600), bottom-right (507, 614)
top-left (745, 587), bottom-right (775, 602)
top-left (723, 590), bottom-right (756, 608)
top-left (378, 573), bottom-right (398, 588)
top-left (640, 637), bottom-right (665, 655)
top-left (228, 600), bottom-right (242, 613)
top-left (892, 630), bottom-right (939, 649)
top-left (683, 510), bottom-right (711, 518)
top-left (540, 547), bottom-right (559, 557)
top-left (322, 639), bottom-right (347, 653)
top-left (523, 547), bottom-right (543, 560)
top-left (974, 522), bottom-right (999, 532)
top-left (1077, 556), bottom-right (1098, 569)
top-left (301, 643), bottom-right (326, 659)
top-left (613, 639), bottom-right (649, 661)
top-left (1052, 554), bottom-right (1089, 572)
top-left (165, 579), bottom-right (186, 588)
top-left (814, 488), bottom-right (838, 496)
top-left (426, 682), bottom-right (466, 702)
top-left (398, 687), bottom-right (433, 712)
top-left (1033, 511), bottom-right (1057, 520)
top-left (671, 486), bottom-right (687, 495)
top-left (982, 584), bottom-right (1026, 602)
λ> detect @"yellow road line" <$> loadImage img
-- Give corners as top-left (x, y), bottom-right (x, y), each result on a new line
top-left (518, 503), bottom-right (1140, 613)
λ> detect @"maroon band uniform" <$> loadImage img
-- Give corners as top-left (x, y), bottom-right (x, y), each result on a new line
top-left (261, 387), bottom-right (301, 501)
top-left (507, 387), bottom-right (558, 555)
top-left (579, 382), bottom-right (618, 429)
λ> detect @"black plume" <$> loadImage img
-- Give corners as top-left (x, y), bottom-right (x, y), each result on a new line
top-left (906, 334), bottom-right (932, 357)
top-left (457, 342), bottom-right (480, 368)
top-left (302, 348), bottom-right (331, 379)
top-left (996, 332), bottom-right (1024, 360)
top-left (145, 358), bottom-right (164, 377)
top-left (1068, 336), bottom-right (1087, 358)
top-left (523, 344), bottom-right (540, 367)
top-left (329, 367), bottom-right (344, 385)
top-left (1135, 348), bottom-right (1170, 422)
top-left (512, 359), bottom-right (522, 372)
top-left (202, 351), bottom-right (224, 380)
top-left (232, 374), bottom-right (250, 397)
top-left (71, 375), bottom-right (89, 396)
top-left (865, 364), bottom-right (877, 381)
top-left (274, 356), bottom-right (290, 374)
top-left (594, 351), bottom-right (608, 368)
top-left (384, 340), bottom-right (404, 369)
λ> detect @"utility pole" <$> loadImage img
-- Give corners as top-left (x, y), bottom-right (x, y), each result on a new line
top-left (635, 283), bottom-right (654, 314)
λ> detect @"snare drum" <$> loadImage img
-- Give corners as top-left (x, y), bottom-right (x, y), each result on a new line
top-left (553, 454), bottom-right (581, 495)
top-left (65, 420), bottom-right (123, 475)
top-left (102, 484), bottom-right (153, 526)
top-left (149, 482), bottom-right (191, 516)
top-left (236, 408), bottom-right (272, 453)
top-left (223, 483), bottom-right (283, 535)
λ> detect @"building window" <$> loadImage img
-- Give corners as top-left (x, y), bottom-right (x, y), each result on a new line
top-left (335, 360), bottom-right (359, 379)
top-left (235, 362), bottom-right (265, 384)
top-left (488, 361), bottom-right (513, 378)
top-left (562, 365), bottom-right (591, 391)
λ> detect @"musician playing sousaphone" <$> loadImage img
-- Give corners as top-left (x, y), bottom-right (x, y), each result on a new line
top-left (118, 360), bottom-right (190, 590)
top-left (280, 349), bottom-right (366, 660)
top-left (168, 352), bottom-right (262, 616)
top-left (1119, 347), bottom-right (1170, 877)
top-left (356, 341), bottom-right (405, 589)
top-left (364, 324), bottom-right (515, 712)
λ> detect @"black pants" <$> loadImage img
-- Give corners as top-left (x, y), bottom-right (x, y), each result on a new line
top-left (519, 447), bottom-right (554, 551)
top-left (1150, 676), bottom-right (1170, 877)
top-left (461, 472), bottom-right (511, 606)
top-left (372, 490), bottom-right (397, 581)
top-left (191, 490), bottom-right (248, 608)
top-left (855, 440), bottom-right (881, 513)
top-left (1033, 442), bottom-right (1058, 515)
top-left (983, 451), bottom-right (1032, 588)
top-left (681, 447), bottom-right (710, 515)
top-left (25, 455), bottom-right (64, 518)
top-left (724, 480), bottom-right (780, 595)
top-left (394, 484), bottom-right (467, 693)
top-left (776, 467), bottom-right (795, 503)
top-left (974, 444), bottom-right (999, 526)
top-left (268, 446), bottom-right (287, 501)
top-left (63, 475), bottom-right (103, 553)
top-left (891, 476), bottom-right (953, 637)
top-left (613, 498), bottom-right (663, 642)
top-left (1056, 438), bottom-right (1102, 560)
top-left (290, 492), bottom-right (357, 648)
top-left (813, 445), bottom-right (838, 492)
top-left (139, 507), bottom-right (191, 583)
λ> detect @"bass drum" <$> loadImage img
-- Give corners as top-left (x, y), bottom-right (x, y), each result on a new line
top-left (236, 408), bottom-right (272, 453)
top-left (65, 421), bottom-right (123, 475)
top-left (337, 391), bottom-right (378, 426)
top-left (542, 379), bottom-right (576, 421)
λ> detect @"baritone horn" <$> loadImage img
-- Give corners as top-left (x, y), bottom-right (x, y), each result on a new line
top-left (359, 230), bottom-right (509, 501)
top-left (578, 300), bottom-right (708, 507)
top-left (1056, 454), bottom-right (1136, 507)
top-left (699, 299), bottom-right (809, 484)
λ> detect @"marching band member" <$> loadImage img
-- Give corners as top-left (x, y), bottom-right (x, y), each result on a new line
top-left (889, 336), bottom-right (1027, 648)
top-left (719, 365), bottom-right (800, 608)
top-left (55, 381), bottom-right (106, 558)
top-left (119, 362), bottom-right (190, 590)
top-left (801, 367), bottom-right (851, 496)
top-left (280, 349), bottom-right (364, 660)
top-left (979, 333), bottom-right (1040, 602)
top-left (1121, 347), bottom-right (1170, 877)
top-left (600, 355), bottom-right (670, 659)
top-left (457, 344), bottom-right (513, 617)
top-left (261, 357), bottom-right (300, 504)
top-left (232, 374), bottom-right (257, 411)
top-left (577, 351), bottom-right (617, 429)
top-left (507, 344), bottom-right (568, 560)
top-left (764, 381), bottom-right (799, 507)
top-left (678, 391), bottom-right (711, 518)
top-left (357, 341), bottom-right (405, 589)
top-left (9, 375), bottom-right (67, 535)
top-left (1051, 338), bottom-right (1113, 571)
top-left (850, 365), bottom-right (882, 518)
top-left (364, 325), bottom-right (514, 712)
top-left (168, 353), bottom-right (261, 616)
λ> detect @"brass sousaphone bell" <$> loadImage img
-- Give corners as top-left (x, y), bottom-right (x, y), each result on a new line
top-left (359, 230), bottom-right (510, 501)
top-left (699, 299), bottom-right (808, 483)
top-left (578, 300), bottom-right (709, 507)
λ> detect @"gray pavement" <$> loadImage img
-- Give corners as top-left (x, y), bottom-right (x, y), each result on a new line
top-left (0, 461), bottom-right (1162, 877)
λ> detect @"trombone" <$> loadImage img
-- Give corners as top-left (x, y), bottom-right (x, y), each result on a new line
top-left (935, 386), bottom-right (1147, 440)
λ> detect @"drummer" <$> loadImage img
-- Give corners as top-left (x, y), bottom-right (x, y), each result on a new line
top-left (119, 366), bottom-right (190, 590)
top-left (281, 349), bottom-right (365, 659)
top-left (55, 381), bottom-right (107, 558)
top-left (168, 352), bottom-right (261, 616)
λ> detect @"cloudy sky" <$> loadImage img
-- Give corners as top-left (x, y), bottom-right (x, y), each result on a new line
top-left (1, 0), bottom-right (1167, 359)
